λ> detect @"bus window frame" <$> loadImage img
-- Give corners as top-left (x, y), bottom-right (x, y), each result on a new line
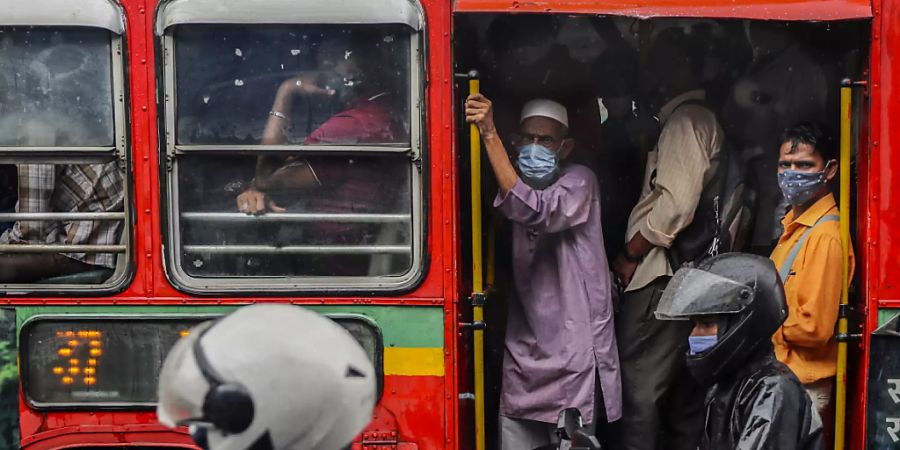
top-left (157, 21), bottom-right (427, 295)
top-left (0, 25), bottom-right (134, 296)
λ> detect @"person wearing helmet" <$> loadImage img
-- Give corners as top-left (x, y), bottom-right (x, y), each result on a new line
top-left (157, 304), bottom-right (377, 450)
top-left (655, 253), bottom-right (823, 450)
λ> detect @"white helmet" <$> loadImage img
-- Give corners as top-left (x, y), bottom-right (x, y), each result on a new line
top-left (157, 304), bottom-right (376, 450)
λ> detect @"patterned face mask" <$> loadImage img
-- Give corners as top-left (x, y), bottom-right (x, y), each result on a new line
top-left (777, 162), bottom-right (832, 206)
top-left (516, 143), bottom-right (560, 190)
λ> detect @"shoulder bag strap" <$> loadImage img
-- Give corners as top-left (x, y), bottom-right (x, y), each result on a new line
top-left (777, 214), bottom-right (840, 283)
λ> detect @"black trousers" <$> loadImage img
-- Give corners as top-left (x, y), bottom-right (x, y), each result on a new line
top-left (611, 276), bottom-right (705, 450)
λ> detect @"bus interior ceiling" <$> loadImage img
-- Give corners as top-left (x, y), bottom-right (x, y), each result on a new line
top-left (453, 13), bottom-right (869, 445)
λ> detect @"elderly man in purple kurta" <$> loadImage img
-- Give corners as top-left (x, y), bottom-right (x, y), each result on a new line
top-left (466, 93), bottom-right (622, 450)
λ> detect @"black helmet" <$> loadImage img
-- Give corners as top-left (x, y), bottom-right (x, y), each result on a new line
top-left (655, 253), bottom-right (788, 385)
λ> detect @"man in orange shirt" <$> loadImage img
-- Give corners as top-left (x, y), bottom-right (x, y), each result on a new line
top-left (770, 122), bottom-right (854, 427)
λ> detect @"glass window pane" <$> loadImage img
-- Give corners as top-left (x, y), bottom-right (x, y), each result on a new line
top-left (0, 161), bottom-right (126, 284)
top-left (174, 25), bottom-right (411, 146)
top-left (0, 27), bottom-right (114, 147)
top-left (176, 154), bottom-right (413, 277)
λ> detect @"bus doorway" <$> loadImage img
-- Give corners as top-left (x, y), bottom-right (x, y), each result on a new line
top-left (454, 12), bottom-right (870, 450)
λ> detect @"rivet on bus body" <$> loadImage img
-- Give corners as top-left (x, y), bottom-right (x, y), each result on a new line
top-left (141, 59), bottom-right (146, 64)
top-left (139, 8), bottom-right (145, 14)
top-left (874, 141), bottom-right (879, 146)
top-left (142, 106), bottom-right (147, 111)
top-left (145, 209), bottom-right (150, 214)
top-left (146, 253), bottom-right (151, 259)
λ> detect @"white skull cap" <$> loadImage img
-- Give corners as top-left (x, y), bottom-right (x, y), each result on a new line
top-left (520, 98), bottom-right (569, 128)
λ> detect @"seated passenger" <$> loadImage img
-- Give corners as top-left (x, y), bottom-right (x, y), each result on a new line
top-left (465, 93), bottom-right (621, 449)
top-left (0, 162), bottom-right (125, 283)
top-left (655, 253), bottom-right (824, 450)
top-left (235, 36), bottom-right (403, 216)
top-left (233, 35), bottom-right (405, 276)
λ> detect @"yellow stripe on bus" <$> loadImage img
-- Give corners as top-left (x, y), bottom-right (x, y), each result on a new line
top-left (383, 347), bottom-right (444, 376)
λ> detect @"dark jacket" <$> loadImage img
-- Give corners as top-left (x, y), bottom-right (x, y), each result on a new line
top-left (700, 350), bottom-right (823, 450)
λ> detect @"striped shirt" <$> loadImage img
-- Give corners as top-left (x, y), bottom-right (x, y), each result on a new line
top-left (0, 162), bottom-right (125, 268)
top-left (624, 90), bottom-right (724, 291)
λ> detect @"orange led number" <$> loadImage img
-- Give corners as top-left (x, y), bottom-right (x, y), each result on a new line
top-left (53, 329), bottom-right (103, 387)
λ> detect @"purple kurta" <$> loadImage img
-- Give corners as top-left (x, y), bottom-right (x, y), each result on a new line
top-left (494, 164), bottom-right (622, 423)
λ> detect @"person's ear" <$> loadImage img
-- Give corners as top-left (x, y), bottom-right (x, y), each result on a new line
top-left (824, 159), bottom-right (838, 182)
top-left (559, 138), bottom-right (575, 160)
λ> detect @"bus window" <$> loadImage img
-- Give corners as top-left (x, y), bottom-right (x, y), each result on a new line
top-left (0, 26), bottom-right (129, 289)
top-left (160, 24), bottom-right (422, 291)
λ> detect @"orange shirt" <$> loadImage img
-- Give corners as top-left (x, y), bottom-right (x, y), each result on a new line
top-left (770, 193), bottom-right (854, 385)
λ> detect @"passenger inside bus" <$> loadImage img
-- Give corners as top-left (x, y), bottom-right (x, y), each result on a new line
top-left (453, 13), bottom-right (865, 449)
top-left (0, 161), bottom-right (124, 283)
top-left (612, 28), bottom-right (723, 450)
top-left (465, 94), bottom-right (621, 450)
top-left (0, 28), bottom-right (125, 284)
top-left (232, 32), bottom-right (407, 276)
top-left (771, 122), bottom-right (856, 444)
top-left (170, 24), bottom-right (414, 279)
top-left (722, 21), bottom-right (832, 255)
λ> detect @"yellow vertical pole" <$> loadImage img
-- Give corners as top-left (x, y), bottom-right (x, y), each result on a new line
top-left (469, 77), bottom-right (487, 450)
top-left (834, 85), bottom-right (852, 450)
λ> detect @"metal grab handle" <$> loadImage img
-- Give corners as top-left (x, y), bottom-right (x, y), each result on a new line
top-left (834, 79), bottom-right (864, 450)
top-left (458, 69), bottom-right (488, 450)
top-left (0, 244), bottom-right (125, 254)
top-left (183, 245), bottom-right (410, 255)
top-left (181, 212), bottom-right (410, 223)
top-left (0, 212), bottom-right (124, 221)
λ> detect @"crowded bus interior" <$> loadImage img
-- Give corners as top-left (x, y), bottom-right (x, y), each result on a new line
top-left (452, 14), bottom-right (869, 447)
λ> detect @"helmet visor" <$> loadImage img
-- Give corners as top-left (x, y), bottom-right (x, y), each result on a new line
top-left (156, 321), bottom-right (214, 427)
top-left (655, 268), bottom-right (755, 320)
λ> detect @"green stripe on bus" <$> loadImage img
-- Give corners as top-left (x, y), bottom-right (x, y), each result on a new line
top-left (879, 309), bottom-right (900, 328)
top-left (14, 305), bottom-right (443, 348)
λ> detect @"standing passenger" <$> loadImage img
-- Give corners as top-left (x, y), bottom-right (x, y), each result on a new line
top-left (465, 93), bottom-right (622, 450)
top-left (611, 29), bottom-right (723, 450)
top-left (770, 122), bottom-right (854, 432)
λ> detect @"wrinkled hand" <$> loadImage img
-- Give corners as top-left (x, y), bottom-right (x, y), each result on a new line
top-left (612, 254), bottom-right (639, 288)
top-left (465, 93), bottom-right (498, 138)
top-left (236, 188), bottom-right (286, 215)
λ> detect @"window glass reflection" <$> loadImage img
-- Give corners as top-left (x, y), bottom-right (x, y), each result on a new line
top-left (174, 25), bottom-right (411, 146)
top-left (0, 27), bottom-right (114, 147)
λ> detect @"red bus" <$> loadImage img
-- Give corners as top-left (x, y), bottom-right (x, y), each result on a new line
top-left (0, 0), bottom-right (895, 449)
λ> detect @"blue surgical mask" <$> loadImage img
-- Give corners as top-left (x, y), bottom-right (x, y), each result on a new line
top-left (688, 335), bottom-right (718, 355)
top-left (777, 163), bottom-right (831, 206)
top-left (516, 143), bottom-right (560, 189)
